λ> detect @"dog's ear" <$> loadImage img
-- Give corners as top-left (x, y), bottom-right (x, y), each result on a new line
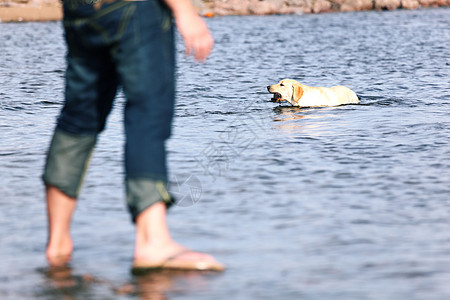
top-left (292, 84), bottom-right (304, 101)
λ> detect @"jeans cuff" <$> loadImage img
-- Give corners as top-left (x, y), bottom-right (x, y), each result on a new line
top-left (126, 177), bottom-right (174, 223)
top-left (42, 129), bottom-right (97, 198)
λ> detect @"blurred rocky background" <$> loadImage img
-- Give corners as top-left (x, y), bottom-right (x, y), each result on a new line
top-left (195, 0), bottom-right (448, 14)
top-left (0, 0), bottom-right (449, 22)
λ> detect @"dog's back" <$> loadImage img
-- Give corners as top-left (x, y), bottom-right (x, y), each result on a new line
top-left (300, 85), bottom-right (359, 107)
top-left (330, 86), bottom-right (359, 105)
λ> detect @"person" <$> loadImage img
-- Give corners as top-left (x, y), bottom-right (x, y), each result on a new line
top-left (43, 0), bottom-right (224, 272)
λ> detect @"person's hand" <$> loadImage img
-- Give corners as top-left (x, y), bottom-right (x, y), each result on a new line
top-left (173, 11), bottom-right (214, 62)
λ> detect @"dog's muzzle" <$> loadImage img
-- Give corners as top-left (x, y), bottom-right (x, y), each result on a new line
top-left (270, 92), bottom-right (282, 102)
top-left (267, 85), bottom-right (282, 102)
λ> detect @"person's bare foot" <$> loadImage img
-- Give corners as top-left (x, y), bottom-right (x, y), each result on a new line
top-left (46, 235), bottom-right (73, 266)
top-left (133, 202), bottom-right (224, 271)
top-left (133, 240), bottom-right (224, 271)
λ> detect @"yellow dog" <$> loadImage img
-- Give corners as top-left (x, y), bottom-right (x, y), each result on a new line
top-left (268, 79), bottom-right (359, 107)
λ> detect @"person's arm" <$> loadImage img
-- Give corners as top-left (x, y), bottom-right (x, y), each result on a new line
top-left (162, 0), bottom-right (214, 62)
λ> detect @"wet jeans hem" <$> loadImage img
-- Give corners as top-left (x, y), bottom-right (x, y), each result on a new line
top-left (126, 177), bottom-right (174, 223)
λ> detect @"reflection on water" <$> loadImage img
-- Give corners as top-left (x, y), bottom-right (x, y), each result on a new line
top-left (273, 106), bottom-right (341, 134)
top-left (38, 265), bottom-right (221, 300)
top-left (38, 265), bottom-right (103, 298)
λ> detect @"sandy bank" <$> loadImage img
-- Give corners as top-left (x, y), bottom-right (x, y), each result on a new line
top-left (0, 0), bottom-right (62, 22)
top-left (0, 5), bottom-right (61, 22)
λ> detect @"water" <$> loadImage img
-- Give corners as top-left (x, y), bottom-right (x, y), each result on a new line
top-left (1, 8), bottom-right (449, 300)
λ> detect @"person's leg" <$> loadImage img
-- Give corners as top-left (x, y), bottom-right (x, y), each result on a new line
top-left (115, 1), bottom-right (223, 270)
top-left (43, 130), bottom-right (98, 265)
top-left (134, 202), bottom-right (183, 263)
top-left (44, 4), bottom-right (120, 265)
top-left (45, 186), bottom-right (76, 266)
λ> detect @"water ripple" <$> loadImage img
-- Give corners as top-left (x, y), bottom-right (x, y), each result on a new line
top-left (1, 8), bottom-right (450, 300)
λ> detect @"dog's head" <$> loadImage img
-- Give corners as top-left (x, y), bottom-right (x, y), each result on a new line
top-left (267, 79), bottom-right (304, 106)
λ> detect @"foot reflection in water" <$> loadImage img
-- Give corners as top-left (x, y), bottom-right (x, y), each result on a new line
top-left (39, 264), bottom-right (221, 299)
top-left (38, 264), bottom-right (101, 299)
top-left (130, 270), bottom-right (219, 300)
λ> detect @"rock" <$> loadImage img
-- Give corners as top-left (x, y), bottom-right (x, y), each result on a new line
top-left (248, 0), bottom-right (280, 14)
top-left (192, 0), bottom-right (206, 14)
top-left (340, 0), bottom-right (374, 11)
top-left (435, 0), bottom-right (449, 5)
top-left (277, 0), bottom-right (312, 13)
top-left (212, 0), bottom-right (250, 15)
top-left (401, 0), bottom-right (419, 9)
top-left (374, 0), bottom-right (401, 9)
top-left (279, 5), bottom-right (308, 14)
top-left (312, 0), bottom-right (332, 12)
top-left (418, 0), bottom-right (431, 5)
top-left (417, 0), bottom-right (435, 6)
top-left (285, 0), bottom-right (307, 5)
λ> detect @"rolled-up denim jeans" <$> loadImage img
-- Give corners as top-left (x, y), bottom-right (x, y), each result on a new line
top-left (43, 0), bottom-right (174, 222)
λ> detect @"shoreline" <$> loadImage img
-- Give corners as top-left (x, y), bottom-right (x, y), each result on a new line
top-left (199, 0), bottom-right (449, 15)
top-left (0, 0), bottom-right (448, 23)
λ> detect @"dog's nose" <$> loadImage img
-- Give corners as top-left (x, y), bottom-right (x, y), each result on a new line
top-left (267, 86), bottom-right (271, 91)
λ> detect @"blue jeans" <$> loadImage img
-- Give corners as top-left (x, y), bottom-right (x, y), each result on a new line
top-left (43, 0), bottom-right (175, 222)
